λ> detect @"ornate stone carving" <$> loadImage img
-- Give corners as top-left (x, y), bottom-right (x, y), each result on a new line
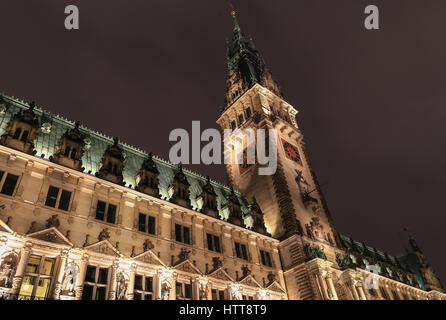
top-left (46, 214), bottom-right (60, 229)
top-left (98, 228), bottom-right (111, 241)
top-left (0, 252), bottom-right (18, 288)
top-left (61, 262), bottom-right (79, 296)
top-left (116, 271), bottom-right (129, 300)
top-left (304, 243), bottom-right (327, 261)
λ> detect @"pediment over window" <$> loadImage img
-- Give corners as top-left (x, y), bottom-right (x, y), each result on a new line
top-left (239, 274), bottom-right (261, 288)
top-left (267, 281), bottom-right (286, 293)
top-left (173, 259), bottom-right (202, 275)
top-left (27, 227), bottom-right (73, 246)
top-left (208, 267), bottom-right (234, 282)
top-left (133, 250), bottom-right (165, 266)
top-left (85, 240), bottom-right (121, 257)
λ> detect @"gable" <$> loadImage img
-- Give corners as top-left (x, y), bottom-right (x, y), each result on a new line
top-left (267, 281), bottom-right (286, 293)
top-left (174, 259), bottom-right (202, 275)
top-left (208, 267), bottom-right (234, 282)
top-left (27, 227), bottom-right (73, 246)
top-left (133, 250), bottom-right (165, 266)
top-left (85, 240), bottom-right (121, 257)
top-left (239, 274), bottom-right (261, 288)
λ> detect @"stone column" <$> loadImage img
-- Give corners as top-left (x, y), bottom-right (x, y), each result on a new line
top-left (11, 241), bottom-right (33, 295)
top-left (127, 263), bottom-right (137, 300)
top-left (318, 273), bottom-right (330, 300)
top-left (75, 254), bottom-right (89, 300)
top-left (53, 249), bottom-right (69, 300)
top-left (350, 281), bottom-right (360, 300)
top-left (108, 260), bottom-right (119, 300)
top-left (326, 274), bottom-right (338, 300)
top-left (357, 283), bottom-right (367, 300)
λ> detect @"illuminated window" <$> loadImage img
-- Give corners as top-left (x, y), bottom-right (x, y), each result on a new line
top-left (234, 242), bottom-right (249, 260)
top-left (134, 275), bottom-right (153, 300)
top-left (44, 186), bottom-right (72, 211)
top-left (82, 265), bottom-right (109, 300)
top-left (18, 255), bottom-right (55, 300)
top-left (95, 200), bottom-right (117, 224)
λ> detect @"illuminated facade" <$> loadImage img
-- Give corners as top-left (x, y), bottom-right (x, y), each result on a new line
top-left (0, 12), bottom-right (444, 300)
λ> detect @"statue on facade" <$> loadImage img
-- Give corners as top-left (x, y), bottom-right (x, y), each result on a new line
top-left (143, 239), bottom-right (154, 252)
top-left (116, 272), bottom-right (129, 300)
top-left (61, 263), bottom-right (79, 296)
top-left (211, 257), bottom-right (223, 271)
top-left (241, 265), bottom-right (251, 277)
top-left (199, 282), bottom-right (208, 300)
top-left (160, 281), bottom-right (171, 300)
top-left (98, 228), bottom-right (111, 241)
top-left (178, 248), bottom-right (191, 262)
top-left (0, 253), bottom-right (17, 288)
top-left (45, 214), bottom-right (60, 229)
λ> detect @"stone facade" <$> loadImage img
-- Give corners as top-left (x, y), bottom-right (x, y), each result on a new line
top-left (0, 11), bottom-right (444, 301)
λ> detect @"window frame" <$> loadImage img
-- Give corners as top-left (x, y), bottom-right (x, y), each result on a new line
top-left (95, 200), bottom-right (118, 224)
top-left (82, 265), bottom-right (109, 300)
top-left (133, 274), bottom-right (154, 300)
top-left (138, 212), bottom-right (156, 235)
top-left (206, 233), bottom-right (222, 253)
top-left (259, 249), bottom-right (273, 267)
top-left (18, 254), bottom-right (56, 300)
top-left (174, 223), bottom-right (191, 245)
top-left (44, 185), bottom-right (73, 211)
top-left (234, 241), bottom-right (249, 261)
top-left (176, 280), bottom-right (193, 300)
top-left (0, 171), bottom-right (20, 196)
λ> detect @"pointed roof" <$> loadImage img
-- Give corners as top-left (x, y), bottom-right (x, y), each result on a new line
top-left (173, 259), bottom-right (202, 275)
top-left (84, 239), bottom-right (122, 257)
top-left (27, 227), bottom-right (73, 247)
top-left (208, 267), bottom-right (234, 282)
top-left (239, 274), bottom-right (261, 288)
top-left (133, 250), bottom-right (166, 266)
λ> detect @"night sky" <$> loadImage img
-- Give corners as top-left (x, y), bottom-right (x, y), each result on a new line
top-left (0, 1), bottom-right (445, 282)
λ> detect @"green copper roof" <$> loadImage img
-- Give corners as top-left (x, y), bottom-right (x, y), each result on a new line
top-left (0, 93), bottom-right (257, 228)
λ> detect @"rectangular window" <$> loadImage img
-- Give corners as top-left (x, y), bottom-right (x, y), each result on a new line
top-left (138, 213), bottom-right (156, 235)
top-left (58, 190), bottom-right (72, 211)
top-left (95, 200), bottom-right (117, 224)
top-left (45, 186), bottom-right (60, 208)
top-left (211, 289), bottom-right (225, 300)
top-left (260, 250), bottom-right (272, 267)
top-left (207, 233), bottom-right (222, 253)
top-left (134, 274), bottom-right (153, 300)
top-left (175, 224), bottom-right (191, 244)
top-left (238, 114), bottom-right (244, 125)
top-left (246, 107), bottom-right (252, 118)
top-left (45, 186), bottom-right (72, 211)
top-left (176, 281), bottom-right (192, 300)
top-left (1, 173), bottom-right (19, 196)
top-left (82, 265), bottom-right (109, 300)
top-left (19, 255), bottom-right (55, 300)
top-left (231, 120), bottom-right (236, 130)
top-left (235, 242), bottom-right (248, 260)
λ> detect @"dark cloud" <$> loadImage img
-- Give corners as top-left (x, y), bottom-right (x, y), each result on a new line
top-left (0, 1), bottom-right (445, 281)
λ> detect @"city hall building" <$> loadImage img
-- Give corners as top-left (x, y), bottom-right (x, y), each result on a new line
top-left (0, 12), bottom-right (444, 300)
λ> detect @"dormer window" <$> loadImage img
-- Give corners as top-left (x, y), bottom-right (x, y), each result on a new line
top-left (50, 121), bottom-right (86, 171)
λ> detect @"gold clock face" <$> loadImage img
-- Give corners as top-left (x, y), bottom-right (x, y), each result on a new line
top-left (282, 139), bottom-right (301, 164)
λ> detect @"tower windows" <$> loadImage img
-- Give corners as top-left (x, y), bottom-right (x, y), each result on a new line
top-left (238, 114), bottom-right (244, 125)
top-left (138, 213), bottom-right (156, 235)
top-left (44, 186), bottom-right (72, 211)
top-left (95, 200), bottom-right (117, 224)
top-left (0, 172), bottom-right (19, 196)
top-left (13, 128), bottom-right (21, 139)
top-left (64, 146), bottom-right (71, 157)
top-left (245, 107), bottom-right (252, 118)
top-left (175, 224), bottom-right (191, 244)
top-left (82, 265), bottom-right (109, 300)
top-left (234, 242), bottom-right (249, 260)
top-left (20, 130), bottom-right (29, 142)
top-left (231, 120), bottom-right (236, 130)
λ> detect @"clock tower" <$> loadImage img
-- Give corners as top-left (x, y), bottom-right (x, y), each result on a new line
top-left (217, 11), bottom-right (340, 249)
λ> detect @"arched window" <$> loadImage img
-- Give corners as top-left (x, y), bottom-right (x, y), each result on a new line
top-left (107, 162), bottom-right (112, 172)
top-left (113, 164), bottom-right (118, 175)
top-left (70, 148), bottom-right (77, 160)
top-left (13, 127), bottom-right (22, 139)
top-left (64, 146), bottom-right (71, 157)
top-left (20, 130), bottom-right (29, 142)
